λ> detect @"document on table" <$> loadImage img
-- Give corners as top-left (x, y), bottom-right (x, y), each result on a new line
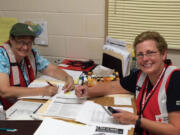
top-left (20, 69), bottom-right (82, 100)
top-left (39, 95), bottom-right (87, 120)
top-left (20, 75), bottom-right (78, 100)
top-left (62, 69), bottom-right (82, 81)
top-left (34, 117), bottom-right (128, 135)
top-left (114, 96), bottom-right (132, 106)
top-left (37, 69), bottom-right (82, 83)
top-left (76, 101), bottom-right (134, 130)
top-left (34, 117), bottom-right (95, 135)
top-left (20, 80), bottom-right (64, 100)
top-left (6, 100), bottom-right (43, 120)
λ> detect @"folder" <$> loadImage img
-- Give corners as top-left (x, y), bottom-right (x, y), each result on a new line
top-left (102, 48), bottom-right (131, 78)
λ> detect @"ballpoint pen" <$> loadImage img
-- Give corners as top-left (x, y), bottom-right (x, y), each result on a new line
top-left (0, 128), bottom-right (17, 132)
top-left (80, 76), bottom-right (85, 94)
top-left (33, 103), bottom-right (43, 114)
top-left (46, 81), bottom-right (54, 87)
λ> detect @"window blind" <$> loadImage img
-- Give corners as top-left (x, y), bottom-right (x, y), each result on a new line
top-left (106, 0), bottom-right (180, 49)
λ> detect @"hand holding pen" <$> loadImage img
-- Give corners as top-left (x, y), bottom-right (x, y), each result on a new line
top-left (80, 76), bottom-right (85, 94)
top-left (44, 81), bottom-right (58, 96)
top-left (75, 76), bottom-right (88, 97)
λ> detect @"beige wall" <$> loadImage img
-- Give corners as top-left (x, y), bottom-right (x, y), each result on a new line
top-left (0, 0), bottom-right (180, 67)
top-left (0, 0), bottom-right (105, 64)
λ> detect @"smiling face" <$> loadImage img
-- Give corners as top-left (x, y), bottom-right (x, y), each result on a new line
top-left (136, 40), bottom-right (166, 77)
top-left (9, 36), bottom-right (34, 63)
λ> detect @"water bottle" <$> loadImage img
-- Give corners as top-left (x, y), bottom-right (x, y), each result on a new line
top-left (0, 105), bottom-right (6, 120)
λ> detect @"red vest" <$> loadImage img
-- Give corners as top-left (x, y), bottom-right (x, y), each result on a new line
top-left (0, 43), bottom-right (36, 109)
top-left (136, 65), bottom-right (178, 135)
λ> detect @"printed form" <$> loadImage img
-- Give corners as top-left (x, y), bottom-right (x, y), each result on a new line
top-left (20, 69), bottom-right (82, 100)
top-left (6, 100), bottom-right (43, 120)
top-left (76, 101), bottom-right (134, 130)
top-left (40, 94), bottom-right (86, 120)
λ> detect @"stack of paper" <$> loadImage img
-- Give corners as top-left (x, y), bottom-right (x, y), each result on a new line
top-left (37, 95), bottom-right (86, 120)
top-left (35, 100), bottom-right (133, 135)
top-left (37, 100), bottom-right (134, 131)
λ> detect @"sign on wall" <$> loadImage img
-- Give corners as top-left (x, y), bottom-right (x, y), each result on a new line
top-left (0, 17), bottom-right (18, 45)
top-left (20, 19), bottom-right (48, 45)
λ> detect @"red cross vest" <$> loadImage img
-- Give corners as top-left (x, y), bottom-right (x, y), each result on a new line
top-left (136, 65), bottom-right (178, 135)
top-left (0, 43), bottom-right (37, 110)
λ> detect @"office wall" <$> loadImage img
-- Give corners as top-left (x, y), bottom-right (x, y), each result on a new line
top-left (0, 0), bottom-right (180, 67)
top-left (0, 0), bottom-right (105, 64)
top-left (168, 49), bottom-right (180, 67)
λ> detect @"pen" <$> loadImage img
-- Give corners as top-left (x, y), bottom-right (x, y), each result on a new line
top-left (108, 106), bottom-right (120, 113)
top-left (46, 81), bottom-right (54, 86)
top-left (33, 103), bottom-right (43, 114)
top-left (8, 109), bottom-right (17, 117)
top-left (81, 76), bottom-right (85, 94)
top-left (0, 128), bottom-right (17, 132)
top-left (101, 105), bottom-right (112, 116)
top-left (81, 76), bottom-right (84, 85)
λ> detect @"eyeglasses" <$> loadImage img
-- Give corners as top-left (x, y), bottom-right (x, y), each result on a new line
top-left (14, 39), bottom-right (34, 46)
top-left (136, 51), bottom-right (158, 59)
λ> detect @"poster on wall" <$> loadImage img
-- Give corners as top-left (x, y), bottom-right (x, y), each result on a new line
top-left (0, 17), bottom-right (18, 45)
top-left (19, 19), bottom-right (48, 45)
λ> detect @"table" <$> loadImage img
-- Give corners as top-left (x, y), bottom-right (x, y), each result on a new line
top-left (5, 94), bottom-right (136, 135)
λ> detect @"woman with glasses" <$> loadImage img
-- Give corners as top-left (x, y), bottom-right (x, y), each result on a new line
top-left (0, 23), bottom-right (74, 110)
top-left (75, 31), bottom-right (180, 135)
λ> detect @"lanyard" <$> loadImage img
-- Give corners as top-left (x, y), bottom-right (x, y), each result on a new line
top-left (139, 67), bottom-right (167, 116)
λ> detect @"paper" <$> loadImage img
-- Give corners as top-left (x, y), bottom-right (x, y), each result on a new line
top-left (42, 96), bottom-right (86, 120)
top-left (34, 117), bottom-right (128, 135)
top-left (106, 37), bottom-right (126, 47)
top-left (21, 69), bottom-right (83, 99)
top-left (0, 17), bottom-right (18, 45)
top-left (20, 75), bottom-right (76, 100)
top-left (76, 101), bottom-right (134, 130)
top-left (62, 69), bottom-right (82, 81)
top-left (6, 100), bottom-right (43, 120)
top-left (114, 97), bottom-right (132, 106)
top-left (92, 65), bottom-right (114, 77)
top-left (34, 117), bottom-right (95, 135)
top-left (20, 79), bottom-right (64, 100)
